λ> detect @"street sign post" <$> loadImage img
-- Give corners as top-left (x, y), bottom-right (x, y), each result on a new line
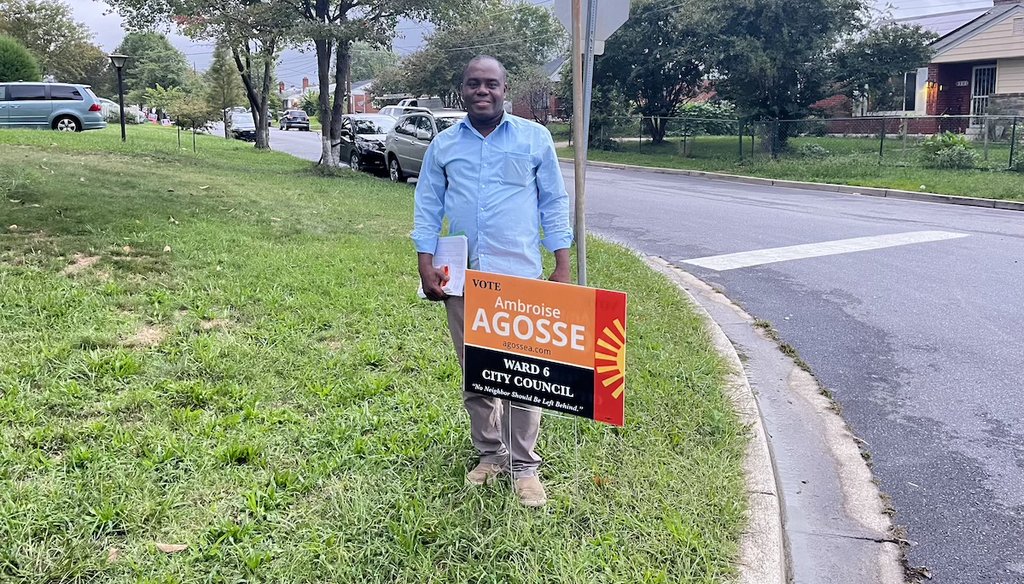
top-left (553, 0), bottom-right (630, 286)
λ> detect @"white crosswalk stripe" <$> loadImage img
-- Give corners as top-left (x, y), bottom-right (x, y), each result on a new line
top-left (684, 230), bottom-right (969, 271)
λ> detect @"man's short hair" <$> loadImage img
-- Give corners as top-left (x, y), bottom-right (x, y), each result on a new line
top-left (462, 55), bottom-right (508, 84)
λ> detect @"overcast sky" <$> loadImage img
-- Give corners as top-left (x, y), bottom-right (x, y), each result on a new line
top-left (66, 0), bottom-right (996, 86)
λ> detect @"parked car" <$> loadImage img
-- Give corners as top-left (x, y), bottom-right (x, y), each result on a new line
top-left (378, 105), bottom-right (431, 119)
top-left (0, 82), bottom-right (106, 132)
top-left (279, 109), bottom-right (310, 131)
top-left (229, 111), bottom-right (257, 141)
top-left (384, 110), bottom-right (467, 182)
top-left (338, 114), bottom-right (397, 175)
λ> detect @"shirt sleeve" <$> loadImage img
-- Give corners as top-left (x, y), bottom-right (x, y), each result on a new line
top-left (535, 130), bottom-right (574, 253)
top-left (411, 141), bottom-right (446, 255)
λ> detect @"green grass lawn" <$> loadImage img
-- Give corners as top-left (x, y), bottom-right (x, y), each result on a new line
top-left (558, 135), bottom-right (1024, 201)
top-left (0, 125), bottom-right (747, 583)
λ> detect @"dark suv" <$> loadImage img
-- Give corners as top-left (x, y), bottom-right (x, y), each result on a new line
top-left (279, 110), bottom-right (310, 131)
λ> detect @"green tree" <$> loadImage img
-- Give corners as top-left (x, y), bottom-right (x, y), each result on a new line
top-left (114, 32), bottom-right (189, 99)
top-left (832, 23), bottom-right (936, 111)
top-left (301, 90), bottom-right (320, 118)
top-left (205, 41), bottom-right (246, 138)
top-left (0, 33), bottom-right (40, 81)
top-left (397, 1), bottom-right (563, 105)
top-left (0, 0), bottom-right (104, 83)
top-left (143, 83), bottom-right (185, 119)
top-left (700, 0), bottom-right (865, 154)
top-left (292, 0), bottom-right (467, 166)
top-left (169, 93), bottom-right (217, 151)
top-left (351, 42), bottom-right (398, 82)
top-left (595, 0), bottom-right (709, 143)
top-left (106, 3), bottom-right (291, 150)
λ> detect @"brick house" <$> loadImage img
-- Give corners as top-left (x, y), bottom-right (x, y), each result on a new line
top-left (924, 0), bottom-right (1024, 131)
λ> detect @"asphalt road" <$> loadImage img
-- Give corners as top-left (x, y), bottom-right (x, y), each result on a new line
top-left (571, 163), bottom-right (1024, 584)
top-left (268, 127), bottom-right (1024, 581)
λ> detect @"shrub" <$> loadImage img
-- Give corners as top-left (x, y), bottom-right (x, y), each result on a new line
top-left (0, 34), bottom-right (41, 82)
top-left (920, 132), bottom-right (972, 158)
top-left (795, 143), bottom-right (831, 159)
top-left (931, 145), bottom-right (978, 169)
top-left (301, 91), bottom-right (320, 117)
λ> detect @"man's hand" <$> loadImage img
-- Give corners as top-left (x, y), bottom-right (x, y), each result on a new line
top-left (418, 253), bottom-right (449, 301)
top-left (547, 248), bottom-right (571, 284)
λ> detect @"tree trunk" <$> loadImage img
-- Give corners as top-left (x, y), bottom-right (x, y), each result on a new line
top-left (644, 116), bottom-right (668, 144)
top-left (222, 108), bottom-right (230, 139)
top-left (253, 41), bottom-right (275, 150)
top-left (330, 41), bottom-right (351, 164)
top-left (232, 46), bottom-right (264, 148)
top-left (314, 37), bottom-right (336, 167)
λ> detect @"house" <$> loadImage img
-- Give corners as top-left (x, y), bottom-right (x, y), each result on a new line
top-left (276, 77), bottom-right (379, 114)
top-left (924, 0), bottom-right (1024, 127)
top-left (511, 57), bottom-right (567, 123)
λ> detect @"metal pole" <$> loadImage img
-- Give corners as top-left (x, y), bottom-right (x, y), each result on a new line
top-left (983, 116), bottom-right (989, 161)
top-left (879, 118), bottom-right (885, 162)
top-left (115, 67), bottom-right (126, 142)
top-left (571, 0), bottom-right (588, 286)
top-left (738, 121), bottom-right (744, 161)
top-left (1010, 116), bottom-right (1018, 169)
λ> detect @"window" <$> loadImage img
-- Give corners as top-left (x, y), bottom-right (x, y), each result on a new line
top-left (435, 116), bottom-right (460, 132)
top-left (9, 84), bottom-right (45, 101)
top-left (397, 117), bottom-right (417, 135)
top-left (50, 86), bottom-right (83, 100)
top-left (416, 116), bottom-right (434, 136)
top-left (0, 86), bottom-right (6, 101)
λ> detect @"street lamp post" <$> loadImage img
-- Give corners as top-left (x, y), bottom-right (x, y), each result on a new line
top-left (108, 54), bottom-right (129, 142)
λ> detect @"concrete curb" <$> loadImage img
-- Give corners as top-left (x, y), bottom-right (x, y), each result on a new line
top-left (558, 157), bottom-right (1024, 212)
top-left (643, 256), bottom-right (787, 584)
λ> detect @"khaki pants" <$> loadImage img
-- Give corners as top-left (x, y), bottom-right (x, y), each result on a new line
top-left (445, 296), bottom-right (542, 478)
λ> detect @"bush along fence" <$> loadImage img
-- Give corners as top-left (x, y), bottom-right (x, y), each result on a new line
top-left (568, 115), bottom-right (1023, 172)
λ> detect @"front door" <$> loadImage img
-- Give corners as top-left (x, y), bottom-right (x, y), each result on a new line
top-left (970, 65), bottom-right (997, 126)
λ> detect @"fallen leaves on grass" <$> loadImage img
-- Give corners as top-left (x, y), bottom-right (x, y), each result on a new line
top-left (107, 547), bottom-right (120, 562)
top-left (155, 543), bottom-right (188, 554)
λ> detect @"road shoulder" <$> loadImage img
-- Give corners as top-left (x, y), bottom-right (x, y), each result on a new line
top-left (643, 255), bottom-right (905, 584)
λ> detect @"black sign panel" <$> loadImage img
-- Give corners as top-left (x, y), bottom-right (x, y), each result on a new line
top-left (464, 345), bottom-right (595, 418)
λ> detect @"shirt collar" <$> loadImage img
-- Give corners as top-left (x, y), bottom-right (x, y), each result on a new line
top-left (460, 112), bottom-right (510, 138)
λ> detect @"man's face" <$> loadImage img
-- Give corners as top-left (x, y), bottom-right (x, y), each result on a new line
top-left (461, 59), bottom-right (506, 119)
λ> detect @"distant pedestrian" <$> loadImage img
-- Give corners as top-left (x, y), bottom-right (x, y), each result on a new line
top-left (411, 55), bottom-right (573, 507)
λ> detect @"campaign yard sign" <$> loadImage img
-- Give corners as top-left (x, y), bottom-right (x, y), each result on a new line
top-left (463, 270), bottom-right (627, 426)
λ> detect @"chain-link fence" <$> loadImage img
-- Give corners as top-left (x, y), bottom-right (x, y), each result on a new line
top-left (568, 115), bottom-right (1023, 171)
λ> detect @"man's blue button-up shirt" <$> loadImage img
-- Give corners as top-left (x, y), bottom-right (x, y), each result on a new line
top-left (412, 114), bottom-right (573, 279)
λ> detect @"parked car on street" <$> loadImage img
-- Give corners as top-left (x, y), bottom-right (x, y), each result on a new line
top-left (0, 82), bottom-right (106, 132)
top-left (384, 110), bottom-right (466, 182)
top-left (378, 105), bottom-right (431, 119)
top-left (279, 109), bottom-right (310, 131)
top-left (338, 114), bottom-right (397, 175)
top-left (229, 111), bottom-right (257, 141)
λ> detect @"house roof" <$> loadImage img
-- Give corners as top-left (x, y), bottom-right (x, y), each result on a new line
top-left (543, 56), bottom-right (567, 83)
top-left (895, 8), bottom-right (989, 37)
top-left (929, 3), bottom-right (1024, 56)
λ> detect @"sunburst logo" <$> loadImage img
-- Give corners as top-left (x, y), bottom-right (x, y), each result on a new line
top-left (595, 319), bottom-right (626, 398)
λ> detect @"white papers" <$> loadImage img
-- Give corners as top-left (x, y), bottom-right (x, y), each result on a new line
top-left (418, 235), bottom-right (468, 298)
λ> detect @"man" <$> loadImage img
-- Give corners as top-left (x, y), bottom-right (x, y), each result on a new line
top-left (411, 55), bottom-right (573, 508)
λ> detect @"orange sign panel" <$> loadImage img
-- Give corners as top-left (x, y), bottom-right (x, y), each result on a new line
top-left (463, 270), bottom-right (627, 426)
